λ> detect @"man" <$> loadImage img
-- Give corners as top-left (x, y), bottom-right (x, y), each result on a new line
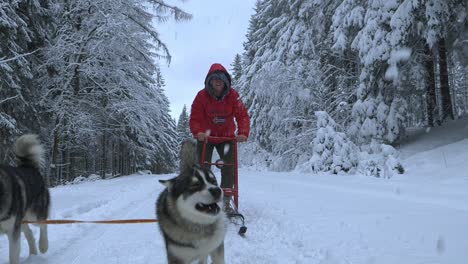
top-left (190, 63), bottom-right (250, 213)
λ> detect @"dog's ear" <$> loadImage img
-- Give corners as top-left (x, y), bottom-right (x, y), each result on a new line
top-left (191, 165), bottom-right (207, 179)
top-left (159, 178), bottom-right (175, 189)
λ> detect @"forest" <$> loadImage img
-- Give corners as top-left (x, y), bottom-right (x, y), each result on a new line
top-left (1, 0), bottom-right (467, 184)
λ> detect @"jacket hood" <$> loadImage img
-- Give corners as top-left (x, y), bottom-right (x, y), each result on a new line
top-left (204, 63), bottom-right (232, 100)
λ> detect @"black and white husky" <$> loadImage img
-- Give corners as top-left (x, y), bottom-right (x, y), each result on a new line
top-left (0, 135), bottom-right (50, 264)
top-left (156, 139), bottom-right (226, 264)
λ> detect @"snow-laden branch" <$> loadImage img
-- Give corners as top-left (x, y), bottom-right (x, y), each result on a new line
top-left (0, 49), bottom-right (39, 64)
top-left (0, 95), bottom-right (19, 105)
top-left (146, 0), bottom-right (192, 21)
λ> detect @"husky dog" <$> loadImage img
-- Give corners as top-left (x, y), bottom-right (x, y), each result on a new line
top-left (0, 135), bottom-right (50, 264)
top-left (156, 139), bottom-right (226, 264)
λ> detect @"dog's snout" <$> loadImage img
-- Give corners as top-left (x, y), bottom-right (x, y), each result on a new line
top-left (208, 187), bottom-right (222, 199)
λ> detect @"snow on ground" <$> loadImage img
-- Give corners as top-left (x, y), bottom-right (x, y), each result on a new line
top-left (1, 122), bottom-right (468, 263)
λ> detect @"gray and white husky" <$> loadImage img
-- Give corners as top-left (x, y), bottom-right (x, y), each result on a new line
top-left (0, 134), bottom-right (50, 264)
top-left (156, 139), bottom-right (226, 264)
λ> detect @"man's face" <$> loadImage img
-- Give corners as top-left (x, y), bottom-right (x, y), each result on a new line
top-left (210, 78), bottom-right (224, 96)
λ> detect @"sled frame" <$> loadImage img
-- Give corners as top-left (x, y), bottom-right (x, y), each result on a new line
top-left (200, 136), bottom-right (247, 235)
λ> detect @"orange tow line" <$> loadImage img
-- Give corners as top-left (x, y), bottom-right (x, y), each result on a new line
top-left (22, 219), bottom-right (158, 225)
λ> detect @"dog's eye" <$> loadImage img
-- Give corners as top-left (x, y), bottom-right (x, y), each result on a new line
top-left (207, 178), bottom-right (217, 185)
top-left (190, 182), bottom-right (201, 188)
top-left (206, 175), bottom-right (217, 184)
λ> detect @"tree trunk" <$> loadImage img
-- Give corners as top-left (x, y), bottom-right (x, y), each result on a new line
top-left (63, 146), bottom-right (70, 182)
top-left (84, 152), bottom-right (89, 177)
top-left (51, 127), bottom-right (60, 185)
top-left (111, 141), bottom-right (114, 176)
top-left (123, 152), bottom-right (127, 175)
top-left (447, 53), bottom-right (458, 118)
top-left (118, 140), bottom-right (123, 176)
top-left (465, 70), bottom-right (468, 112)
top-left (425, 44), bottom-right (437, 127)
top-left (438, 38), bottom-right (454, 121)
top-left (100, 131), bottom-right (107, 179)
top-left (69, 150), bottom-right (75, 180)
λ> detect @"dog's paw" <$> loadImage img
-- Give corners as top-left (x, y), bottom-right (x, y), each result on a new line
top-left (29, 246), bottom-right (38, 255)
top-left (39, 237), bottom-right (48, 253)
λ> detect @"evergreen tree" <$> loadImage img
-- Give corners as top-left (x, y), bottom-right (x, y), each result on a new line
top-left (239, 0), bottom-right (344, 170)
top-left (301, 111), bottom-right (357, 174)
top-left (0, 0), bottom-right (53, 163)
top-left (177, 105), bottom-right (191, 140)
top-left (240, 0), bottom-right (467, 172)
top-left (31, 0), bottom-right (186, 183)
top-left (230, 54), bottom-right (243, 87)
top-left (1, 0), bottom-right (189, 181)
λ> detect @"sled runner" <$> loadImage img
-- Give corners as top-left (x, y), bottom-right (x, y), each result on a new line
top-left (199, 136), bottom-right (247, 236)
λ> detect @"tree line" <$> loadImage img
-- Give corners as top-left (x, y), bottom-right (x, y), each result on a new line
top-left (234, 0), bottom-right (467, 175)
top-left (0, 0), bottom-right (190, 185)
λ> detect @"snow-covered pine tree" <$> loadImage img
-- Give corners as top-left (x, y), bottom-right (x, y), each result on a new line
top-left (328, 0), bottom-right (468, 176)
top-left (359, 140), bottom-right (404, 178)
top-left (329, 1), bottom-right (414, 177)
top-left (301, 111), bottom-right (357, 174)
top-left (177, 105), bottom-right (191, 140)
top-left (0, 0), bottom-right (23, 157)
top-left (238, 0), bottom-right (466, 174)
top-left (148, 66), bottom-right (179, 174)
top-left (392, 0), bottom-right (466, 125)
top-left (37, 0), bottom-right (188, 183)
top-left (231, 54), bottom-right (243, 87)
top-left (0, 0), bottom-right (53, 164)
top-left (239, 0), bottom-right (342, 170)
top-left (333, 0), bottom-right (408, 145)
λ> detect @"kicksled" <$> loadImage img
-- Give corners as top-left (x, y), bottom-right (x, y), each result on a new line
top-left (200, 136), bottom-right (247, 236)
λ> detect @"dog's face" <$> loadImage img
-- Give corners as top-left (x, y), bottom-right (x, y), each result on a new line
top-left (160, 165), bottom-right (223, 224)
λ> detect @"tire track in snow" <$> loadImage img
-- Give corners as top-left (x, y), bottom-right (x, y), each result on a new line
top-left (45, 181), bottom-right (160, 264)
top-left (0, 175), bottom-right (163, 264)
top-left (251, 174), bottom-right (468, 212)
top-left (225, 199), bottom-right (327, 264)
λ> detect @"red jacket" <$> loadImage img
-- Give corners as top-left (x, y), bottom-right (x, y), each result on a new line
top-left (190, 63), bottom-right (250, 144)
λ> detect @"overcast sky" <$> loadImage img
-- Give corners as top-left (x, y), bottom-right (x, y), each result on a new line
top-left (156, 0), bottom-right (257, 120)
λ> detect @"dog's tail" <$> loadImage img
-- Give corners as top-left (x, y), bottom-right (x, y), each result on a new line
top-left (179, 138), bottom-right (199, 171)
top-left (14, 134), bottom-right (44, 169)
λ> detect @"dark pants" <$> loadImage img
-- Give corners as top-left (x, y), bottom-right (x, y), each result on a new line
top-left (197, 140), bottom-right (234, 190)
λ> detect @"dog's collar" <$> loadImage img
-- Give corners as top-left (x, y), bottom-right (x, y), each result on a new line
top-left (165, 234), bottom-right (195, 249)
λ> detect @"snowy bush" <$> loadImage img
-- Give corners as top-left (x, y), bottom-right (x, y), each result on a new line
top-left (66, 174), bottom-right (102, 185)
top-left (88, 174), bottom-right (102, 181)
top-left (359, 141), bottom-right (405, 178)
top-left (300, 111), bottom-right (358, 174)
top-left (68, 176), bottom-right (87, 185)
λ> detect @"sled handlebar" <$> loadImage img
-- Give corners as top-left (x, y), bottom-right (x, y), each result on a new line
top-left (204, 136), bottom-right (238, 142)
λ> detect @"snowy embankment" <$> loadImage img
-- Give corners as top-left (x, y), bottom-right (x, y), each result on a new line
top-left (1, 121), bottom-right (468, 263)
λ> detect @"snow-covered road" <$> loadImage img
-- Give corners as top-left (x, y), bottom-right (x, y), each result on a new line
top-left (1, 162), bottom-right (467, 264)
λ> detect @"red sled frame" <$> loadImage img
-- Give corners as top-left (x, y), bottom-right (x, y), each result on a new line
top-left (199, 136), bottom-right (247, 235)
